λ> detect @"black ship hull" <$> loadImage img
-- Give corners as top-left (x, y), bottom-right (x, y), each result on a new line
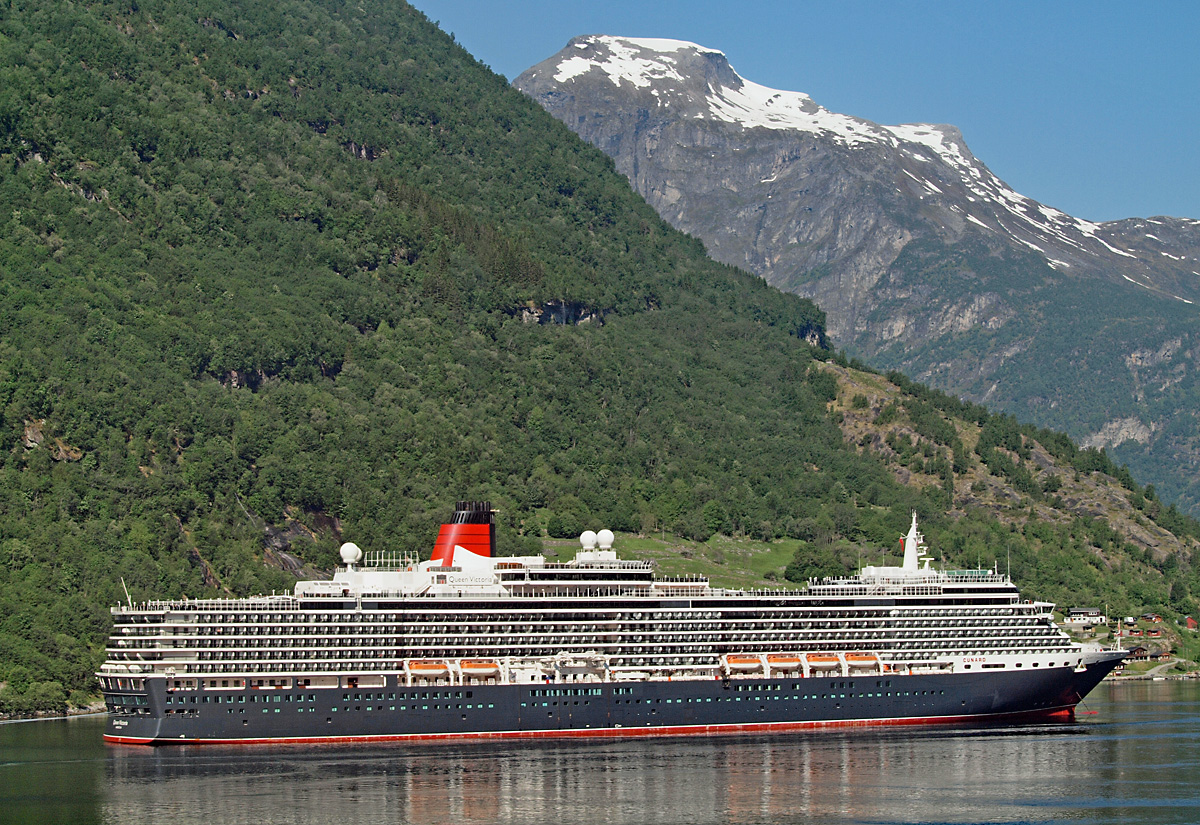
top-left (104, 653), bottom-right (1122, 745)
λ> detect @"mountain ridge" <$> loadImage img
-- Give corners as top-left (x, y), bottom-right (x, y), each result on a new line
top-left (514, 35), bottom-right (1200, 514)
top-left (517, 35), bottom-right (1200, 306)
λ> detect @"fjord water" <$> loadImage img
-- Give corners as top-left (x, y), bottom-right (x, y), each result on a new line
top-left (4, 680), bottom-right (1198, 825)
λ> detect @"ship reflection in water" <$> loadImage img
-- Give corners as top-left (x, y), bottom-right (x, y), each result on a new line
top-left (101, 721), bottom-right (1113, 825)
top-left (8, 684), bottom-right (1200, 825)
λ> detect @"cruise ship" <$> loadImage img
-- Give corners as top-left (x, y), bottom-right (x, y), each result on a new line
top-left (99, 501), bottom-right (1124, 744)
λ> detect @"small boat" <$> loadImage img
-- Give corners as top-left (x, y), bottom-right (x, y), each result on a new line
top-left (407, 659), bottom-right (450, 676)
top-left (725, 655), bottom-right (764, 671)
top-left (806, 653), bottom-right (842, 670)
top-left (766, 654), bottom-right (803, 671)
top-left (459, 659), bottom-right (501, 677)
top-left (846, 652), bottom-right (879, 668)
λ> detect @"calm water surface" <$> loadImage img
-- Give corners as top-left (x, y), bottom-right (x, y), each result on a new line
top-left (2, 680), bottom-right (1198, 825)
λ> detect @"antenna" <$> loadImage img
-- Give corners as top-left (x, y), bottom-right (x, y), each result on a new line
top-left (121, 577), bottom-right (133, 607)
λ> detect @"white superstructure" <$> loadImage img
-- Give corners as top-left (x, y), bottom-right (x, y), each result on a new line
top-left (99, 513), bottom-right (1104, 692)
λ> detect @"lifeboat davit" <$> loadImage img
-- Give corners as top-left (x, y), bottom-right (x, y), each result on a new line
top-left (552, 654), bottom-right (605, 674)
top-left (725, 655), bottom-right (763, 672)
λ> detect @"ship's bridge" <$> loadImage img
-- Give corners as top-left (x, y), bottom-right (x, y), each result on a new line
top-left (807, 513), bottom-right (1019, 600)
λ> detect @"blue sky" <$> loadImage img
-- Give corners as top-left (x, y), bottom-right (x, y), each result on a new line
top-left (412, 0), bottom-right (1198, 223)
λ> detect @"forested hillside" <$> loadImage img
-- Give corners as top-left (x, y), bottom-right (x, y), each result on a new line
top-left (0, 0), bottom-right (1196, 713)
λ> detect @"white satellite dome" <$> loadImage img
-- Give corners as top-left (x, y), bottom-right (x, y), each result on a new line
top-left (597, 529), bottom-right (615, 549)
top-left (579, 530), bottom-right (598, 550)
top-left (339, 542), bottom-right (363, 565)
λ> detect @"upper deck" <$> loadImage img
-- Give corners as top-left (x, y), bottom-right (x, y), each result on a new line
top-left (109, 513), bottom-right (1025, 616)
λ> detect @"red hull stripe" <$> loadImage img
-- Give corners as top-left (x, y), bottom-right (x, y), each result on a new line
top-left (104, 706), bottom-right (1076, 747)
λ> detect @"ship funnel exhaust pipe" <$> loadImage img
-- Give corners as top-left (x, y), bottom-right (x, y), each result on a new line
top-left (431, 500), bottom-right (496, 566)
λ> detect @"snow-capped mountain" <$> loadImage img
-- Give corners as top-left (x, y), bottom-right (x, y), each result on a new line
top-left (517, 35), bottom-right (1200, 514)
top-left (518, 36), bottom-right (1200, 321)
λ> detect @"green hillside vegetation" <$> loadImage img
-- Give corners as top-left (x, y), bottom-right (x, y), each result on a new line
top-left (824, 363), bottom-right (1200, 612)
top-left (869, 237), bottom-right (1200, 516)
top-left (0, 0), bottom-right (1197, 714)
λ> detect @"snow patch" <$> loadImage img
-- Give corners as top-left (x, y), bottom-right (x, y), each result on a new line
top-left (554, 36), bottom-right (697, 88)
top-left (553, 57), bottom-right (594, 83)
top-left (888, 124), bottom-right (972, 171)
top-left (704, 76), bottom-right (885, 145)
top-left (1013, 235), bottom-right (1046, 255)
top-left (1095, 236), bottom-right (1138, 259)
top-left (617, 36), bottom-right (712, 54)
top-left (1118, 272), bottom-right (1155, 292)
top-left (898, 164), bottom-right (944, 198)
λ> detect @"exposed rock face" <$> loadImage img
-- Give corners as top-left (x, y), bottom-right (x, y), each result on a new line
top-left (1084, 418), bottom-right (1154, 450)
top-left (22, 419), bottom-right (44, 449)
top-left (515, 36), bottom-right (1200, 514)
top-left (22, 418), bottom-right (84, 461)
top-left (513, 299), bottom-right (607, 326)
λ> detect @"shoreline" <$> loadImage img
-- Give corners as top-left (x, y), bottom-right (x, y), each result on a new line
top-left (0, 705), bottom-right (107, 724)
top-left (1108, 673), bottom-right (1196, 682)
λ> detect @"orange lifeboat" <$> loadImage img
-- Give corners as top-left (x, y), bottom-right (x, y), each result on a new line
top-left (407, 659), bottom-right (450, 676)
top-left (805, 653), bottom-right (841, 670)
top-left (725, 655), bottom-right (763, 672)
top-left (459, 659), bottom-right (501, 677)
top-left (766, 654), bottom-right (803, 671)
top-left (845, 652), bottom-right (879, 669)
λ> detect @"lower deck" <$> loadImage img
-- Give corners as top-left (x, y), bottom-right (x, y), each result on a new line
top-left (103, 654), bottom-right (1121, 745)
